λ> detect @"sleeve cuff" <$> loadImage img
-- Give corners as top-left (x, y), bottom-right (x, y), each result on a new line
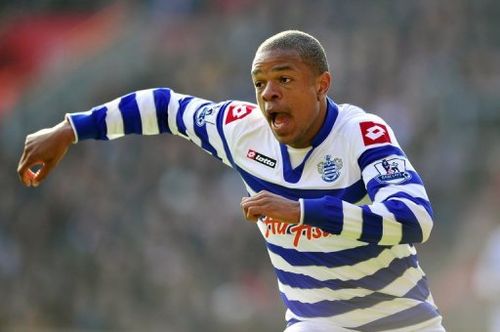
top-left (301, 196), bottom-right (343, 234)
top-left (65, 107), bottom-right (107, 141)
top-left (65, 114), bottom-right (79, 144)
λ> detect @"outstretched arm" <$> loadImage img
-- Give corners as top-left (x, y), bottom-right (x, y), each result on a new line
top-left (17, 119), bottom-right (75, 187)
top-left (17, 87), bottom-right (252, 187)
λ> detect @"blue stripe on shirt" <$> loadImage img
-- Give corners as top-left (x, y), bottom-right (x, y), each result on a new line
top-left (358, 145), bottom-right (406, 171)
top-left (384, 191), bottom-right (433, 218)
top-left (404, 275), bottom-right (431, 301)
top-left (176, 96), bottom-right (194, 136)
top-left (360, 205), bottom-right (383, 243)
top-left (275, 254), bottom-right (419, 291)
top-left (119, 93), bottom-right (142, 135)
top-left (153, 88), bottom-right (171, 134)
top-left (383, 199), bottom-right (422, 243)
top-left (238, 167), bottom-right (366, 202)
top-left (281, 290), bottom-right (395, 318)
top-left (266, 242), bottom-right (388, 268)
top-left (355, 301), bottom-right (439, 331)
top-left (281, 276), bottom-right (431, 320)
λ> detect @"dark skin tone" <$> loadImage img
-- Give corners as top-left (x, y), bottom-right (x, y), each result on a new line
top-left (17, 120), bottom-right (75, 187)
top-left (17, 48), bottom-right (331, 225)
top-left (242, 48), bottom-right (331, 223)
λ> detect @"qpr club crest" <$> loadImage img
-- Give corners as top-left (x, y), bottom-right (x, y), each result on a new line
top-left (374, 158), bottom-right (412, 184)
top-left (317, 155), bottom-right (343, 183)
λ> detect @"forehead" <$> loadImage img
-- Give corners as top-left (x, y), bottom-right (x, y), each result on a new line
top-left (251, 49), bottom-right (309, 76)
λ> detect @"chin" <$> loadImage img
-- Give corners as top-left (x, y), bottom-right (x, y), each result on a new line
top-left (275, 135), bottom-right (296, 146)
top-left (270, 130), bottom-right (286, 142)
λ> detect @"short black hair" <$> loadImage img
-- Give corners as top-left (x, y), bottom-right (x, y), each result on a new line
top-left (257, 30), bottom-right (329, 75)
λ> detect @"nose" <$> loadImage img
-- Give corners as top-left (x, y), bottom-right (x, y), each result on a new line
top-left (261, 81), bottom-right (281, 102)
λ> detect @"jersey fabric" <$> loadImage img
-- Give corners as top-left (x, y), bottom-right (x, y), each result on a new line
top-left (66, 88), bottom-right (444, 331)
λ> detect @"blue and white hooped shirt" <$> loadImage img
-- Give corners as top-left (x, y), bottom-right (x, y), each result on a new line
top-left (67, 88), bottom-right (442, 331)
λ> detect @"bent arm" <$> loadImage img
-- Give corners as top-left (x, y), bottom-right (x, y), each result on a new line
top-left (301, 143), bottom-right (434, 246)
top-left (301, 192), bottom-right (433, 246)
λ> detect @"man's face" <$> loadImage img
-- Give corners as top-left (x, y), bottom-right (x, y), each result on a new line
top-left (251, 49), bottom-right (330, 148)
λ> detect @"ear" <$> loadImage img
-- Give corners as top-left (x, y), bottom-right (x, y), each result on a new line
top-left (316, 72), bottom-right (331, 100)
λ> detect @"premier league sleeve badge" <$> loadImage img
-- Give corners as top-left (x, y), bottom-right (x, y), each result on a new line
top-left (374, 158), bottom-right (412, 184)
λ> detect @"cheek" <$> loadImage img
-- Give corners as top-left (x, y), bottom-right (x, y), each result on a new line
top-left (257, 99), bottom-right (266, 113)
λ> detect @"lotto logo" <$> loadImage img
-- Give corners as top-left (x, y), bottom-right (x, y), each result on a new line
top-left (247, 149), bottom-right (276, 168)
top-left (225, 103), bottom-right (256, 124)
top-left (359, 121), bottom-right (391, 146)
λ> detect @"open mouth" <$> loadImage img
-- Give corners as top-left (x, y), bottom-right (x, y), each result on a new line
top-left (269, 112), bottom-right (290, 131)
top-left (270, 111), bottom-right (278, 123)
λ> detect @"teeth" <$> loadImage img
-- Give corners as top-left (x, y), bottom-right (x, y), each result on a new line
top-left (273, 113), bottom-right (288, 127)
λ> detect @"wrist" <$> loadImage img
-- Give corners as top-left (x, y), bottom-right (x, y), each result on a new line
top-left (57, 119), bottom-right (76, 144)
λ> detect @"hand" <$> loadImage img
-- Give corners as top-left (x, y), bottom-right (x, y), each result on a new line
top-left (240, 190), bottom-right (300, 224)
top-left (17, 119), bottom-right (75, 187)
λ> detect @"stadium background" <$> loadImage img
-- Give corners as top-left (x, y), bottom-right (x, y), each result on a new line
top-left (1, 1), bottom-right (499, 331)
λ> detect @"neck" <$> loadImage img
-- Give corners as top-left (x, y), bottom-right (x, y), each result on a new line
top-left (291, 97), bottom-right (328, 148)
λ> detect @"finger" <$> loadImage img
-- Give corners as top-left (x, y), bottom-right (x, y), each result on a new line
top-left (254, 190), bottom-right (272, 198)
top-left (241, 200), bottom-right (249, 218)
top-left (19, 160), bottom-right (40, 187)
top-left (245, 206), bottom-right (262, 222)
top-left (18, 156), bottom-right (43, 186)
top-left (32, 160), bottom-right (54, 186)
top-left (17, 148), bottom-right (30, 183)
top-left (242, 205), bottom-right (259, 221)
top-left (241, 190), bottom-right (274, 203)
top-left (241, 194), bottom-right (269, 206)
top-left (240, 200), bottom-right (261, 214)
top-left (21, 168), bottom-right (36, 187)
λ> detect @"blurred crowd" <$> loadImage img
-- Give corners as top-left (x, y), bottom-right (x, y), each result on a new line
top-left (1, 1), bottom-right (499, 331)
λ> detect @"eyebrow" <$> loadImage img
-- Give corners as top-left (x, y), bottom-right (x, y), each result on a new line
top-left (251, 64), bottom-right (295, 76)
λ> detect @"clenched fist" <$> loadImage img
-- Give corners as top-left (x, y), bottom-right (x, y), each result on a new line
top-left (240, 190), bottom-right (301, 224)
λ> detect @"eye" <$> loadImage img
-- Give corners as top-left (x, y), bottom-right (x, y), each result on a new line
top-left (254, 81), bottom-right (264, 89)
top-left (279, 76), bottom-right (292, 84)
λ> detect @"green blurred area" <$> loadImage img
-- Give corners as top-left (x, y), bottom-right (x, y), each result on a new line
top-left (1, 1), bottom-right (499, 331)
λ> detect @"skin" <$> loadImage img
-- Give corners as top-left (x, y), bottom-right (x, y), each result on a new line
top-left (17, 47), bottom-right (331, 225)
top-left (250, 49), bottom-right (330, 149)
top-left (241, 48), bottom-right (331, 224)
top-left (17, 120), bottom-right (75, 187)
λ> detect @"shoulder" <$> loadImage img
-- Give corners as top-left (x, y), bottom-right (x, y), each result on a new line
top-left (223, 100), bottom-right (261, 126)
top-left (335, 103), bottom-right (400, 157)
top-left (220, 100), bottom-right (266, 136)
top-left (192, 99), bottom-right (261, 129)
top-left (336, 104), bottom-right (389, 135)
